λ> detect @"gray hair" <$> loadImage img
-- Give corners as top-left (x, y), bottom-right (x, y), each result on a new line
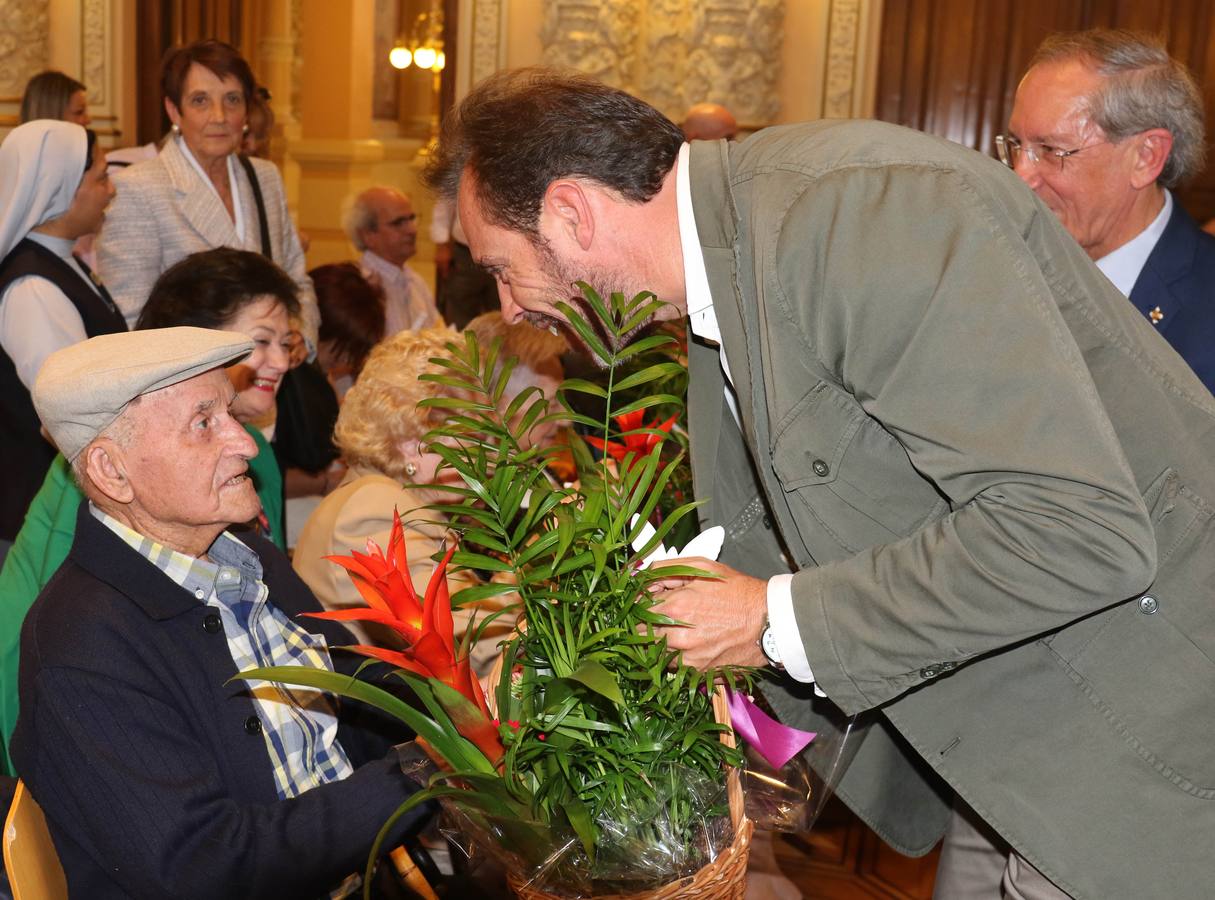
top-left (1031, 29), bottom-right (1206, 188)
top-left (340, 189), bottom-right (380, 252)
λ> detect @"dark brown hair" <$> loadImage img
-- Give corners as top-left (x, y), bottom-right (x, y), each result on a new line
top-left (160, 39), bottom-right (255, 110)
top-left (310, 262), bottom-right (386, 372)
top-left (422, 67), bottom-right (684, 239)
top-left (136, 248), bottom-right (300, 331)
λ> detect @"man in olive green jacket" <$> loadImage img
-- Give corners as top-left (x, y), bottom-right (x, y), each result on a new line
top-left (427, 68), bottom-right (1215, 899)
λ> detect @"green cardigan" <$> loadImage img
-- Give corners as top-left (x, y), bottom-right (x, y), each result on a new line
top-left (0, 425), bottom-right (284, 774)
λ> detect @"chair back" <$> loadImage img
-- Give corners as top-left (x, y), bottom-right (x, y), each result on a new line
top-left (2, 780), bottom-right (67, 900)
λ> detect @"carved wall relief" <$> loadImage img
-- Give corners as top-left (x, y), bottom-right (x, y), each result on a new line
top-left (0, 0), bottom-right (49, 101)
top-left (540, 0), bottom-right (783, 127)
top-left (683, 0), bottom-right (782, 123)
top-left (540, 1), bottom-right (640, 90)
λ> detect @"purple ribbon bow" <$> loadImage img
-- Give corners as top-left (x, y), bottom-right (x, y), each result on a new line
top-left (725, 686), bottom-right (816, 770)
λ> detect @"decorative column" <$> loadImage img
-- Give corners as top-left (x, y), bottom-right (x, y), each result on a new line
top-left (292, 0), bottom-right (384, 266)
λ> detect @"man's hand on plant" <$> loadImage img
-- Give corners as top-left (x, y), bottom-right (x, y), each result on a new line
top-left (649, 558), bottom-right (768, 669)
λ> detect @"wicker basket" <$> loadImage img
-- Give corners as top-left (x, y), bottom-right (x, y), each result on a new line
top-left (486, 653), bottom-right (752, 899)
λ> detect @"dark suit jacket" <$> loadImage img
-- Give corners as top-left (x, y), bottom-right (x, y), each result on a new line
top-left (10, 505), bottom-right (425, 900)
top-left (1128, 199), bottom-right (1215, 393)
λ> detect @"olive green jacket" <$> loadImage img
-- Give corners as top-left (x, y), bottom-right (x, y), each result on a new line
top-left (686, 122), bottom-right (1215, 900)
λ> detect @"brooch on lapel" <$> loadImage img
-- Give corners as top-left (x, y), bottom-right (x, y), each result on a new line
top-left (1148, 306), bottom-right (1164, 325)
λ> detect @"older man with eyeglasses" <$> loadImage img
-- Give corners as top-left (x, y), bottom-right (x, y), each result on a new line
top-left (999, 28), bottom-right (1215, 394)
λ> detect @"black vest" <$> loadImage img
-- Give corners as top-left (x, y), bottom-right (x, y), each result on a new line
top-left (0, 238), bottom-right (127, 540)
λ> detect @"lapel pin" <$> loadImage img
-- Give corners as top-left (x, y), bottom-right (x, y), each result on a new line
top-left (1148, 306), bottom-right (1164, 325)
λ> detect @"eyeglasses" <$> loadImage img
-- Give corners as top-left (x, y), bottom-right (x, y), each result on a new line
top-left (995, 134), bottom-right (1101, 171)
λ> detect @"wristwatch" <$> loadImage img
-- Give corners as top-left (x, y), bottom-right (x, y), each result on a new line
top-left (759, 618), bottom-right (784, 669)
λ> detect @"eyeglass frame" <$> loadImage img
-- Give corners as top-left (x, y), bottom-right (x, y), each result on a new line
top-left (994, 133), bottom-right (1104, 171)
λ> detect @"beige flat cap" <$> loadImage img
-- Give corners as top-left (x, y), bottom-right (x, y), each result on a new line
top-left (33, 327), bottom-right (254, 461)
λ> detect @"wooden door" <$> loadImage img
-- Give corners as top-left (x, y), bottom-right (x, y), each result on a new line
top-left (875, 0), bottom-right (1215, 219)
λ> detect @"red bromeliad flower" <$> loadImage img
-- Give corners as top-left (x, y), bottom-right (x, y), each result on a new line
top-left (585, 409), bottom-right (677, 469)
top-left (304, 508), bottom-right (505, 765)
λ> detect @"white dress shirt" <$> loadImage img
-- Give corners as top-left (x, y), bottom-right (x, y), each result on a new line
top-left (429, 197), bottom-right (468, 247)
top-left (675, 143), bottom-right (820, 688)
top-left (1095, 190), bottom-right (1172, 298)
top-left (359, 250), bottom-right (440, 336)
top-left (0, 232), bottom-right (95, 389)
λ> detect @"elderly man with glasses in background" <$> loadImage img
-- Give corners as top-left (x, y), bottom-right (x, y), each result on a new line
top-left (999, 28), bottom-right (1215, 394)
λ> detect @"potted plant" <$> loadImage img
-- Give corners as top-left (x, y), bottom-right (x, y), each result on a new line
top-left (240, 287), bottom-right (755, 897)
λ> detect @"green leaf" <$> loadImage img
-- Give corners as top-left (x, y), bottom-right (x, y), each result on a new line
top-left (613, 332), bottom-right (677, 362)
top-left (563, 795), bottom-right (597, 861)
top-left (567, 659), bottom-right (625, 705)
top-left (612, 362), bottom-right (686, 393)
top-left (611, 394), bottom-right (684, 418)
top-left (231, 666), bottom-right (485, 773)
top-left (415, 396), bottom-right (496, 412)
top-left (555, 300), bottom-right (612, 363)
top-left (450, 581), bottom-right (517, 606)
top-left (559, 378), bottom-right (610, 399)
top-left (449, 549), bottom-right (514, 573)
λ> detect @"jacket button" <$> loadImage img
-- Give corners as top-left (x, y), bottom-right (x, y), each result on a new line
top-left (762, 514), bottom-right (773, 529)
top-left (202, 613), bottom-right (222, 634)
top-left (244, 715), bottom-right (262, 735)
top-left (812, 459), bottom-right (830, 477)
top-left (920, 665), bottom-right (940, 679)
top-left (1138, 595), bottom-right (1159, 615)
top-left (939, 661), bottom-right (957, 672)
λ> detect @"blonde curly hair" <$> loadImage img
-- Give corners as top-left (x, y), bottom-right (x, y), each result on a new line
top-left (334, 327), bottom-right (468, 480)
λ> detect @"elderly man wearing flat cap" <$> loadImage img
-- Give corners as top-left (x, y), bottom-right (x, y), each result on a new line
top-left (10, 328), bottom-right (426, 899)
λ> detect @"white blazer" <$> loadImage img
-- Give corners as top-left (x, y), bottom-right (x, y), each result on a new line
top-left (96, 137), bottom-right (319, 346)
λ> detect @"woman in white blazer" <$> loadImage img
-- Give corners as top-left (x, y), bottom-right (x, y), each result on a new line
top-left (96, 39), bottom-right (319, 350)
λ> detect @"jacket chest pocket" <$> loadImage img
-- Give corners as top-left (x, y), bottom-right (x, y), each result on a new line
top-left (769, 382), bottom-right (947, 556)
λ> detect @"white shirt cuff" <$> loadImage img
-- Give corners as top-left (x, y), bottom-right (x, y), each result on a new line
top-left (767, 573), bottom-right (827, 697)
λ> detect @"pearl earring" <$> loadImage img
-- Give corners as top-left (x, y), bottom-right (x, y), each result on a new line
top-left (171, 123), bottom-right (181, 135)
top-left (242, 123), bottom-right (250, 134)
top-left (404, 462), bottom-right (418, 478)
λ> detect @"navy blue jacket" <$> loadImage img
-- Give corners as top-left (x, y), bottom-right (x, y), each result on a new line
top-left (1129, 200), bottom-right (1215, 394)
top-left (10, 505), bottom-right (425, 899)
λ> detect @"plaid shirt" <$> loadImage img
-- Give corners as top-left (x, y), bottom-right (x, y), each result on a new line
top-left (92, 507), bottom-right (360, 897)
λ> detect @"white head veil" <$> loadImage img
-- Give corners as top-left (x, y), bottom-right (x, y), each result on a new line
top-left (0, 120), bottom-right (89, 261)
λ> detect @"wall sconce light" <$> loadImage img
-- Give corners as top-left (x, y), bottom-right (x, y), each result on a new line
top-left (389, 43), bottom-right (412, 69)
top-left (389, 8), bottom-right (445, 73)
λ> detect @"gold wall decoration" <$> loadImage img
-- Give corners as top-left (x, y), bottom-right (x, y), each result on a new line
top-left (0, 0), bottom-right (50, 108)
top-left (540, 0), bottom-right (641, 90)
top-left (541, 0), bottom-right (784, 128)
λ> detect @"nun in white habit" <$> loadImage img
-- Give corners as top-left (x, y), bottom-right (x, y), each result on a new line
top-left (0, 119), bottom-right (126, 544)
top-left (0, 119), bottom-right (123, 388)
